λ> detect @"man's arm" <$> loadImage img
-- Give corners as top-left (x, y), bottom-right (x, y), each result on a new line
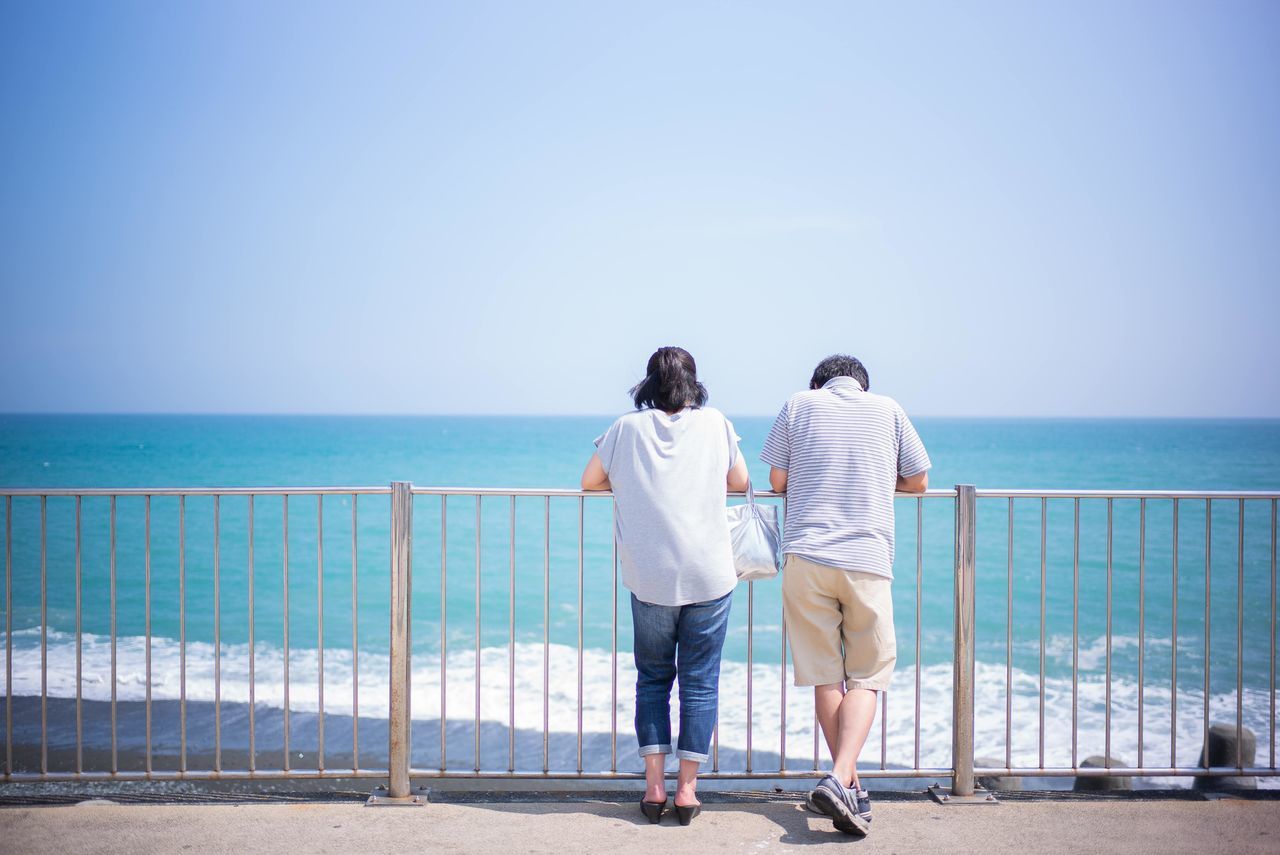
top-left (581, 453), bottom-right (611, 491)
top-left (896, 470), bottom-right (928, 493)
top-left (769, 466), bottom-right (788, 493)
top-left (727, 455), bottom-right (750, 492)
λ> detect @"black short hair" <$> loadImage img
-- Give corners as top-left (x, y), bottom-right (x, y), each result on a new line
top-left (630, 346), bottom-right (709, 412)
top-left (810, 354), bottom-right (869, 390)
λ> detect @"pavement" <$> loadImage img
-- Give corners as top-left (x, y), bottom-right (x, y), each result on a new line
top-left (2, 791), bottom-right (1279, 854)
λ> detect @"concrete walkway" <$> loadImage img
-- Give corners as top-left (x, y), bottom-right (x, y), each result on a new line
top-left (2, 794), bottom-right (1279, 854)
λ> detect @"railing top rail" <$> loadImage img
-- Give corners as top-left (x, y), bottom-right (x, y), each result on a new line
top-left (974, 488), bottom-right (1280, 499)
top-left (408, 487), bottom-right (959, 498)
top-left (6, 486), bottom-right (1273, 499)
top-left (0, 486), bottom-right (958, 498)
top-left (0, 486), bottom-right (393, 496)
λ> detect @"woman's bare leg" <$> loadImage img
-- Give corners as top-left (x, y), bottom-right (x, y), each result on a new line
top-left (644, 753), bottom-right (667, 803)
top-left (674, 758), bottom-right (700, 807)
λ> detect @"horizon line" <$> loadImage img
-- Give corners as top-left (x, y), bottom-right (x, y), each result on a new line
top-left (2, 411), bottom-right (1280, 421)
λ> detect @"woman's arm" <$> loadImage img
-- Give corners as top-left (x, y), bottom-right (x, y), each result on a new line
top-left (726, 455), bottom-right (750, 492)
top-left (581, 453), bottom-right (612, 491)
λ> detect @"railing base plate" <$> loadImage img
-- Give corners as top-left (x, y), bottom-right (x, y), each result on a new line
top-left (366, 785), bottom-right (430, 807)
top-left (927, 784), bottom-right (997, 805)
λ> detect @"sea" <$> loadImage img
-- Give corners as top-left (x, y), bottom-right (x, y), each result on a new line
top-left (1, 415), bottom-right (1278, 786)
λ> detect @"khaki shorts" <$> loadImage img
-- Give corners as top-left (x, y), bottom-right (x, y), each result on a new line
top-left (782, 554), bottom-right (896, 689)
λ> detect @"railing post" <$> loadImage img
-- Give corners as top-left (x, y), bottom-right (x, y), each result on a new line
top-left (953, 484), bottom-right (977, 797)
top-left (931, 485), bottom-right (992, 803)
top-left (368, 481), bottom-right (426, 805)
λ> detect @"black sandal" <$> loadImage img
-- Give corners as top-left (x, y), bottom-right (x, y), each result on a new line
top-left (640, 798), bottom-right (667, 824)
top-left (674, 802), bottom-right (701, 826)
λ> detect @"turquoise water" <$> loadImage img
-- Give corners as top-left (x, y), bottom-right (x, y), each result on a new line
top-left (1, 415), bottom-right (1278, 774)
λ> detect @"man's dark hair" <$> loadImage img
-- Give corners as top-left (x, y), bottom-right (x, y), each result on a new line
top-left (810, 354), bottom-right (869, 391)
top-left (630, 346), bottom-right (709, 412)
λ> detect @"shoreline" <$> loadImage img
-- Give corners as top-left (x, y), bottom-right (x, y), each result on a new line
top-left (6, 696), bottom-right (1273, 792)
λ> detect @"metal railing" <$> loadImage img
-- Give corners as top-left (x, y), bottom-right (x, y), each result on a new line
top-left (966, 489), bottom-right (1279, 793)
top-left (0, 483), bottom-right (1276, 799)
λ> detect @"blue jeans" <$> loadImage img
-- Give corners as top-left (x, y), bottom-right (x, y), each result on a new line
top-left (631, 591), bottom-right (732, 763)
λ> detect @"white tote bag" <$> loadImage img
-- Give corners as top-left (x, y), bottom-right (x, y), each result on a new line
top-left (726, 481), bottom-right (781, 582)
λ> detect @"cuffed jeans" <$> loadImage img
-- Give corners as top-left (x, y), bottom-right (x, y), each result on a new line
top-left (631, 591), bottom-right (732, 763)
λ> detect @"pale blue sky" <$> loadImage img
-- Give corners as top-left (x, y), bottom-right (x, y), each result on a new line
top-left (2, 1), bottom-right (1277, 417)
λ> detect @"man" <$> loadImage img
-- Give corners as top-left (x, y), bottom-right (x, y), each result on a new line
top-left (761, 354), bottom-right (930, 837)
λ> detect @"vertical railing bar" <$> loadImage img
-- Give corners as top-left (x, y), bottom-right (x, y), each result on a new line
top-left (109, 495), bottom-right (117, 774)
top-left (781, 495), bottom-right (789, 774)
top-left (1237, 498), bottom-right (1244, 772)
top-left (1204, 499), bottom-right (1211, 770)
top-left (1172, 498), bottom-right (1179, 768)
top-left (1105, 498), bottom-right (1113, 767)
top-left (747, 581), bottom-right (754, 772)
top-left (1006, 497), bottom-right (1013, 771)
top-left (611, 499), bottom-right (618, 773)
top-left (509, 496), bottom-right (516, 774)
top-left (952, 485), bottom-right (977, 797)
top-left (475, 495), bottom-right (482, 773)
top-left (1039, 497), bottom-right (1046, 770)
top-left (351, 494), bottom-right (359, 772)
top-left (283, 493), bottom-right (290, 772)
top-left (145, 495), bottom-right (152, 775)
top-left (317, 494), bottom-right (325, 772)
top-left (40, 495), bottom-right (46, 775)
top-left (75, 495), bottom-right (82, 774)
top-left (542, 496), bottom-right (549, 774)
top-left (179, 494), bottom-right (186, 773)
top-left (781, 585), bottom-right (788, 773)
top-left (576, 496), bottom-right (584, 774)
top-left (1138, 498), bottom-right (1146, 770)
top-left (914, 496), bottom-right (922, 771)
top-left (714, 716), bottom-right (720, 773)
top-left (880, 689), bottom-right (887, 771)
top-left (440, 496), bottom-right (447, 772)
top-left (1271, 498), bottom-right (1276, 771)
top-left (806, 707), bottom-right (813, 771)
top-left (387, 482), bottom-right (413, 799)
top-left (248, 495), bottom-right (255, 772)
top-left (1071, 497), bottom-right (1079, 769)
top-left (214, 495), bottom-right (222, 773)
top-left (4, 496), bottom-right (10, 778)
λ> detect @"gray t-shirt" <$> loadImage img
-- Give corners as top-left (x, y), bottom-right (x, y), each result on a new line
top-left (594, 406), bottom-right (741, 607)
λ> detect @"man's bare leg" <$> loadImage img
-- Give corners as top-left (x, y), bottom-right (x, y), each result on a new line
top-left (815, 683), bottom-right (878, 787)
top-left (814, 683), bottom-right (844, 758)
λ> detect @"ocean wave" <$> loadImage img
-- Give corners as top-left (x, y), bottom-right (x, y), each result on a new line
top-left (2, 627), bottom-right (1276, 782)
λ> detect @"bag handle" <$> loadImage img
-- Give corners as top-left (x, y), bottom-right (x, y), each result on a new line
top-left (743, 478), bottom-right (756, 507)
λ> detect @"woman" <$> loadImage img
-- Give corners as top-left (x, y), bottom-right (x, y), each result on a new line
top-left (581, 346), bottom-right (749, 825)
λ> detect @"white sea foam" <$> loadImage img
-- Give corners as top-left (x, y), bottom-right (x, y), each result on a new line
top-left (2, 627), bottom-right (1276, 784)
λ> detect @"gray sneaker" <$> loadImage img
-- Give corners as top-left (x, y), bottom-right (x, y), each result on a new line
top-left (809, 774), bottom-right (869, 837)
top-left (853, 787), bottom-right (872, 824)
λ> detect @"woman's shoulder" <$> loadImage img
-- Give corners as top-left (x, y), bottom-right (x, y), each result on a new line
top-left (610, 409), bottom-right (649, 426)
top-left (612, 406), bottom-right (728, 427)
top-left (692, 406), bottom-right (730, 425)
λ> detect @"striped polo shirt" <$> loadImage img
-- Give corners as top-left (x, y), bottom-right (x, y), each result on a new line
top-left (760, 376), bottom-right (930, 579)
